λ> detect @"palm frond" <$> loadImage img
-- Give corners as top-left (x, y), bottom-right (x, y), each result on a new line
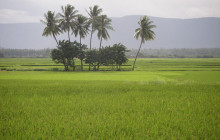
top-left (59, 4), bottom-right (78, 34)
top-left (72, 15), bottom-right (89, 39)
top-left (134, 16), bottom-right (156, 43)
top-left (41, 11), bottom-right (62, 38)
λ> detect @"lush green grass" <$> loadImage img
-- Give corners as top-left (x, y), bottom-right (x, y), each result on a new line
top-left (1, 58), bottom-right (220, 71)
top-left (0, 58), bottom-right (220, 139)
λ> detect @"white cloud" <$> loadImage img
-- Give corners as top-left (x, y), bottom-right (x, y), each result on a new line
top-left (0, 0), bottom-right (220, 23)
top-left (0, 9), bottom-right (41, 23)
top-left (186, 8), bottom-right (208, 18)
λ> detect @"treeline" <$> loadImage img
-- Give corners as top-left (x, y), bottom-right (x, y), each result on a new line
top-left (0, 48), bottom-right (51, 58)
top-left (1, 48), bottom-right (220, 58)
top-left (127, 48), bottom-right (220, 58)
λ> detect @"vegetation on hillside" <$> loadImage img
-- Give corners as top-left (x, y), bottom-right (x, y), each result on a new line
top-left (1, 48), bottom-right (220, 58)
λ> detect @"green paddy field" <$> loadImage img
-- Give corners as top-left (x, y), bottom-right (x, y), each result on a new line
top-left (0, 58), bottom-right (219, 139)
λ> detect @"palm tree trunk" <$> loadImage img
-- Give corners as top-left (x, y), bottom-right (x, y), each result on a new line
top-left (89, 29), bottom-right (93, 71)
top-left (63, 58), bottom-right (68, 71)
top-left (89, 28), bottom-right (93, 50)
top-left (53, 33), bottom-right (59, 45)
top-left (72, 59), bottom-right (75, 71)
top-left (68, 29), bottom-right (71, 42)
top-left (99, 36), bottom-right (103, 49)
top-left (81, 60), bottom-right (83, 71)
top-left (98, 36), bottom-right (102, 71)
top-left (132, 40), bottom-right (143, 71)
top-left (97, 63), bottom-right (100, 71)
top-left (80, 36), bottom-right (83, 71)
top-left (80, 36), bottom-right (81, 48)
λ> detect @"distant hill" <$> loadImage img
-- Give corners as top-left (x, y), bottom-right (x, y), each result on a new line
top-left (0, 15), bottom-right (220, 49)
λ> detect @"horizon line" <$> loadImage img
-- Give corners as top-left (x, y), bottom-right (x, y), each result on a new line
top-left (0, 15), bottom-right (220, 24)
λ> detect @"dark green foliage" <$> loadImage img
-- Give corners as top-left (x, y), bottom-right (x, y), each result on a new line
top-left (77, 43), bottom-right (88, 71)
top-left (85, 43), bottom-right (128, 71)
top-left (51, 40), bottom-right (79, 71)
top-left (50, 41), bottom-right (128, 71)
top-left (112, 43), bottom-right (128, 70)
top-left (85, 49), bottom-right (100, 71)
top-left (99, 46), bottom-right (115, 66)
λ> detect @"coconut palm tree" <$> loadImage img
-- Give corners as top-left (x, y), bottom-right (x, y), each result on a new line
top-left (72, 15), bottom-right (89, 70)
top-left (72, 15), bottom-right (89, 47)
top-left (59, 4), bottom-right (78, 41)
top-left (97, 15), bottom-right (114, 49)
top-left (41, 11), bottom-right (62, 45)
top-left (132, 16), bottom-right (156, 71)
top-left (87, 5), bottom-right (102, 71)
top-left (86, 5), bottom-right (102, 50)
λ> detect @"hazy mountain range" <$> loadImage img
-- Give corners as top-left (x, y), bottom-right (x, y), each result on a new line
top-left (0, 15), bottom-right (220, 49)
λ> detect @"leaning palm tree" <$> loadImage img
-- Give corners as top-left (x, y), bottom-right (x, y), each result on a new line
top-left (86, 5), bottom-right (102, 50)
top-left (59, 4), bottom-right (78, 41)
top-left (41, 11), bottom-right (62, 45)
top-left (132, 16), bottom-right (156, 71)
top-left (97, 15), bottom-right (114, 49)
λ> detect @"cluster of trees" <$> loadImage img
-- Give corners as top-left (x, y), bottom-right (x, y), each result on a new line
top-left (41, 4), bottom-right (123, 71)
top-left (41, 4), bottom-right (113, 50)
top-left (51, 40), bottom-right (128, 71)
top-left (41, 4), bottom-right (156, 71)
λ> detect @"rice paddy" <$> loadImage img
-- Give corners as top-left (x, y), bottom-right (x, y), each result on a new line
top-left (0, 58), bottom-right (219, 139)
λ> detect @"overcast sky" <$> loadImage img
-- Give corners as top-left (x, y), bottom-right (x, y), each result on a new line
top-left (0, 0), bottom-right (220, 23)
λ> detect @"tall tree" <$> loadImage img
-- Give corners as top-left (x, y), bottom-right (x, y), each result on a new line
top-left (87, 5), bottom-right (102, 50)
top-left (97, 15), bottom-right (114, 49)
top-left (72, 15), bottom-right (89, 70)
top-left (51, 40), bottom-right (79, 71)
top-left (72, 15), bottom-right (89, 47)
top-left (87, 5), bottom-right (102, 71)
top-left (132, 16), bottom-right (156, 71)
top-left (85, 49), bottom-right (100, 71)
top-left (59, 4), bottom-right (78, 41)
top-left (112, 43), bottom-right (128, 70)
top-left (41, 11), bottom-right (62, 45)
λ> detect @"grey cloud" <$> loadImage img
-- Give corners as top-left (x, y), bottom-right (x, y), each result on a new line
top-left (0, 0), bottom-right (220, 23)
